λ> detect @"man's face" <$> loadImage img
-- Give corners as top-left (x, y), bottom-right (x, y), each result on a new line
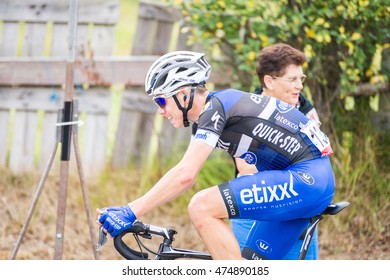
top-left (153, 89), bottom-right (189, 128)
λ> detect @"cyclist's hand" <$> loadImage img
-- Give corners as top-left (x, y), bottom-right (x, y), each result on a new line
top-left (97, 205), bottom-right (136, 237)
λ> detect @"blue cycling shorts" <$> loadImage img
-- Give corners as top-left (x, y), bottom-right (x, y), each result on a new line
top-left (218, 156), bottom-right (335, 259)
top-left (231, 218), bottom-right (319, 260)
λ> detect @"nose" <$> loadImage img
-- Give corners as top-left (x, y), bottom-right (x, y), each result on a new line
top-left (157, 106), bottom-right (166, 114)
top-left (295, 80), bottom-right (304, 89)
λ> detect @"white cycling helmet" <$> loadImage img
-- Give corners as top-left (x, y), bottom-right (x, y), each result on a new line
top-left (145, 51), bottom-right (211, 96)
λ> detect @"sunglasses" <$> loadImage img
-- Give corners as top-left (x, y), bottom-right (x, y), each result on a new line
top-left (153, 89), bottom-right (183, 109)
top-left (153, 95), bottom-right (167, 109)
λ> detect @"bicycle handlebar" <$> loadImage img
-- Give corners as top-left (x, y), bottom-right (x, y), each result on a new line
top-left (113, 220), bottom-right (177, 260)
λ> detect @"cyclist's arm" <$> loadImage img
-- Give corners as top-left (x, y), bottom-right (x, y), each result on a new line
top-left (235, 158), bottom-right (257, 176)
top-left (129, 140), bottom-right (214, 218)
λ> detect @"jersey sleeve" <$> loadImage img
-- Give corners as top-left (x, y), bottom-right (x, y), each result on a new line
top-left (193, 97), bottom-right (226, 148)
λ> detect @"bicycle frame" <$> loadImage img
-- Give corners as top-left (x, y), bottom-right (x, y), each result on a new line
top-left (97, 201), bottom-right (349, 260)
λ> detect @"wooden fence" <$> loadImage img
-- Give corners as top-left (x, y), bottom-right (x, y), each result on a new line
top-left (0, 0), bottom-right (228, 176)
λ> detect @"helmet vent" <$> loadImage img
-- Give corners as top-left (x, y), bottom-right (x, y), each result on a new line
top-left (176, 67), bottom-right (188, 73)
top-left (154, 74), bottom-right (167, 90)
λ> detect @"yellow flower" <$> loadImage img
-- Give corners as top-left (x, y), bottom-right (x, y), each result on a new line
top-left (217, 0), bottom-right (225, 8)
top-left (324, 34), bottom-right (331, 43)
top-left (359, 0), bottom-right (369, 7)
top-left (351, 32), bottom-right (361, 41)
top-left (173, 0), bottom-right (183, 5)
top-left (339, 61), bottom-right (347, 70)
top-left (304, 45), bottom-right (315, 58)
top-left (260, 35), bottom-right (268, 46)
top-left (339, 26), bottom-right (345, 34)
top-left (345, 41), bottom-right (354, 54)
top-left (216, 22), bottom-right (224, 29)
top-left (316, 34), bottom-right (324, 43)
top-left (204, 32), bottom-right (212, 38)
top-left (248, 51), bottom-right (257, 61)
top-left (315, 18), bottom-right (325, 25)
top-left (251, 32), bottom-right (257, 39)
top-left (305, 27), bottom-right (315, 38)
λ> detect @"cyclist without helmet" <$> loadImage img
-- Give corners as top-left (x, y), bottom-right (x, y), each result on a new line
top-left (97, 51), bottom-right (335, 260)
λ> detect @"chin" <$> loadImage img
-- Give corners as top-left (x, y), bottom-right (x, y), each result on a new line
top-left (173, 122), bottom-right (182, 129)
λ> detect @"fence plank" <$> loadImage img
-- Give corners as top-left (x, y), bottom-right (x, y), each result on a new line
top-left (132, 0), bottom-right (180, 55)
top-left (51, 23), bottom-right (68, 57)
top-left (0, 22), bottom-right (19, 56)
top-left (0, 110), bottom-right (11, 166)
top-left (0, 58), bottom-right (230, 86)
top-left (39, 110), bottom-right (60, 171)
top-left (75, 88), bottom-right (111, 173)
top-left (0, 0), bottom-right (119, 24)
top-left (111, 88), bottom-right (156, 168)
top-left (0, 88), bottom-right (60, 172)
top-left (9, 110), bottom-right (38, 173)
top-left (21, 22), bottom-right (47, 56)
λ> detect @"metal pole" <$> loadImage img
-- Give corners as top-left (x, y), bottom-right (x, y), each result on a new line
top-left (72, 101), bottom-right (100, 259)
top-left (53, 0), bottom-right (78, 260)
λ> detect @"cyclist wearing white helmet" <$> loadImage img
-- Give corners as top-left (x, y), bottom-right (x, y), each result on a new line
top-left (97, 50), bottom-right (335, 260)
top-left (145, 51), bottom-right (211, 127)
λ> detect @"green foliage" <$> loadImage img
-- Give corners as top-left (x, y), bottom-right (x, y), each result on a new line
top-left (169, 0), bottom-right (389, 97)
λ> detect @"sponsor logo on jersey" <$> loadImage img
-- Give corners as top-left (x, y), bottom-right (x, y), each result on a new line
top-left (240, 152), bottom-right (257, 165)
top-left (274, 113), bottom-right (299, 131)
top-left (256, 239), bottom-right (272, 253)
top-left (252, 122), bottom-right (302, 155)
top-left (276, 99), bottom-right (293, 113)
top-left (297, 171), bottom-right (315, 185)
top-left (220, 186), bottom-right (239, 217)
top-left (211, 111), bottom-right (221, 130)
top-left (195, 131), bottom-right (210, 140)
top-left (250, 94), bottom-right (264, 104)
top-left (239, 173), bottom-right (299, 204)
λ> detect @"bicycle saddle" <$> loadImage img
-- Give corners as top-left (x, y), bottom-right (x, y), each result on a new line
top-left (322, 201), bottom-right (350, 215)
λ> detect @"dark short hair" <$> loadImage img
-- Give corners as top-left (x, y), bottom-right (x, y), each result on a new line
top-left (256, 43), bottom-right (307, 87)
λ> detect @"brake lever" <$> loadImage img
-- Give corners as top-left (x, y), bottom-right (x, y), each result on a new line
top-left (96, 227), bottom-right (107, 252)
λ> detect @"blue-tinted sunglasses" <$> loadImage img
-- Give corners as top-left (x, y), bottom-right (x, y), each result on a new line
top-left (153, 96), bottom-right (167, 109)
top-left (153, 89), bottom-right (182, 109)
